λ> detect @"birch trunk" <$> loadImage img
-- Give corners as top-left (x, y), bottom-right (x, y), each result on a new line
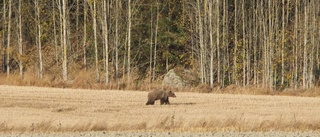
top-left (150, 7), bottom-right (153, 83)
top-left (62, 0), bottom-right (68, 81)
top-left (18, 0), bottom-right (23, 79)
top-left (103, 0), bottom-right (109, 84)
top-left (83, 1), bottom-right (87, 71)
top-left (294, 0), bottom-right (298, 89)
top-left (216, 0), bottom-right (220, 87)
top-left (2, 0), bottom-right (5, 72)
top-left (114, 0), bottom-right (119, 83)
top-left (197, 0), bottom-right (204, 83)
top-left (233, 0), bottom-right (238, 85)
top-left (242, 0), bottom-right (246, 86)
top-left (127, 0), bottom-right (131, 84)
top-left (93, 0), bottom-right (99, 82)
top-left (6, 0), bottom-right (11, 76)
top-left (209, 0), bottom-right (214, 87)
top-left (281, 0), bottom-right (285, 85)
top-left (35, 0), bottom-right (43, 79)
top-left (302, 0), bottom-right (308, 89)
top-left (52, 0), bottom-right (58, 65)
top-left (152, 1), bottom-right (159, 82)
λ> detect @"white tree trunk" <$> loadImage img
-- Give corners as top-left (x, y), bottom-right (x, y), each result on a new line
top-left (302, 0), bottom-right (308, 89)
top-left (233, 0), bottom-right (238, 85)
top-left (62, 0), bottom-right (68, 81)
top-left (281, 0), bottom-right (285, 85)
top-left (103, 0), bottom-right (109, 84)
top-left (52, 0), bottom-right (58, 65)
top-left (152, 1), bottom-right (159, 82)
top-left (149, 7), bottom-right (153, 83)
top-left (216, 0), bottom-right (220, 87)
top-left (209, 0), bottom-right (214, 87)
top-left (115, 0), bottom-right (119, 83)
top-left (197, 0), bottom-right (204, 83)
top-left (127, 0), bottom-right (131, 84)
top-left (83, 1), bottom-right (87, 71)
top-left (18, 0), bottom-right (23, 79)
top-left (35, 0), bottom-right (43, 79)
top-left (6, 0), bottom-right (11, 76)
top-left (93, 0), bottom-right (99, 82)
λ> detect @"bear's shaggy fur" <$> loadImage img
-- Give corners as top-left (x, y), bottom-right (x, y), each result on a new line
top-left (146, 89), bottom-right (176, 105)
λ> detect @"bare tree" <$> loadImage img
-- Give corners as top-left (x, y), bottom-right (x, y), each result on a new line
top-left (152, 1), bottom-right (159, 82)
top-left (216, 0), bottom-right (220, 87)
top-left (281, 0), bottom-right (285, 85)
top-left (83, 0), bottom-right (87, 71)
top-left (93, 0), bottom-right (99, 82)
top-left (197, 0), bottom-right (204, 83)
top-left (52, 0), bottom-right (58, 65)
top-left (293, 0), bottom-right (299, 89)
top-left (302, 0), bottom-right (308, 89)
top-left (18, 0), bottom-right (23, 79)
top-left (149, 6), bottom-right (153, 83)
top-left (241, 0), bottom-right (246, 86)
top-left (127, 0), bottom-right (131, 84)
top-left (6, 0), bottom-right (11, 76)
top-left (2, 0), bottom-right (6, 72)
top-left (103, 0), bottom-right (109, 84)
top-left (209, 0), bottom-right (214, 87)
top-left (114, 0), bottom-right (119, 83)
top-left (62, 0), bottom-right (68, 81)
top-left (35, 0), bottom-right (43, 79)
top-left (233, 0), bottom-right (238, 85)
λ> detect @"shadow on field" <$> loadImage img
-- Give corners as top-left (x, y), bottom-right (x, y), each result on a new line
top-left (170, 102), bottom-right (196, 105)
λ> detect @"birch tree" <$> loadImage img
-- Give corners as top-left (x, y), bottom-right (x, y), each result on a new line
top-left (83, 0), bottom-right (87, 71)
top-left (35, 0), bottom-right (43, 79)
top-left (209, 0), bottom-right (214, 87)
top-left (302, 0), bottom-right (308, 89)
top-left (93, 0), bottom-right (99, 82)
top-left (127, 0), bottom-right (131, 84)
top-left (62, 0), bottom-right (68, 81)
top-left (152, 1), bottom-right (159, 82)
top-left (197, 0), bottom-right (204, 83)
top-left (103, 0), bottom-right (109, 84)
top-left (6, 0), bottom-right (11, 76)
top-left (18, 0), bottom-right (23, 79)
top-left (2, 0), bottom-right (6, 72)
top-left (52, 0), bottom-right (58, 65)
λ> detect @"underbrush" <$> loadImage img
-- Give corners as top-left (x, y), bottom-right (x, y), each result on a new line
top-left (0, 71), bottom-right (319, 97)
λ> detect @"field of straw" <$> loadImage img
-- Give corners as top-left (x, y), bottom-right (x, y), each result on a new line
top-left (0, 85), bottom-right (320, 134)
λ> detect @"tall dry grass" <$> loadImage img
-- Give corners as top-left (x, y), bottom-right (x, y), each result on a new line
top-left (0, 71), bottom-right (320, 97)
top-left (1, 86), bottom-right (320, 133)
top-left (1, 114), bottom-right (320, 133)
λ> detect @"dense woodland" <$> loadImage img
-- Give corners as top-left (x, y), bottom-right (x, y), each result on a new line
top-left (0, 0), bottom-right (320, 90)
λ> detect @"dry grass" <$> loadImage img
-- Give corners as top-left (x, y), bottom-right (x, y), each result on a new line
top-left (0, 85), bottom-right (320, 133)
top-left (1, 72), bottom-right (320, 98)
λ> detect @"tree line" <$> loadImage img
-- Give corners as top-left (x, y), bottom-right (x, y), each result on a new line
top-left (1, 0), bottom-right (320, 90)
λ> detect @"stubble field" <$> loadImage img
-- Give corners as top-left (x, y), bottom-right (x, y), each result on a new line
top-left (0, 85), bottom-right (320, 136)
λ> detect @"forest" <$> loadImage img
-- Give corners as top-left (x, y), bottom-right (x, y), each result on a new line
top-left (0, 0), bottom-right (320, 91)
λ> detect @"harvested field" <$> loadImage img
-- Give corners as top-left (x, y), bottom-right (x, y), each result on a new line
top-left (0, 85), bottom-right (320, 134)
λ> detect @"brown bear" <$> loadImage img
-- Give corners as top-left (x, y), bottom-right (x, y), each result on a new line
top-left (146, 89), bottom-right (176, 105)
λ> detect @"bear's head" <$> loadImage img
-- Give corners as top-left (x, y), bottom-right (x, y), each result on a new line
top-left (168, 91), bottom-right (176, 97)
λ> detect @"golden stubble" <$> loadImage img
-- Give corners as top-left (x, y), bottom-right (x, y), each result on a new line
top-left (0, 85), bottom-right (319, 133)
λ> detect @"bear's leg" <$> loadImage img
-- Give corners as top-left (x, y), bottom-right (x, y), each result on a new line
top-left (160, 99), bottom-right (165, 105)
top-left (146, 100), bottom-right (155, 105)
top-left (165, 98), bottom-right (170, 105)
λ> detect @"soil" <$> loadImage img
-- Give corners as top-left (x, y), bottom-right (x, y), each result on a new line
top-left (1, 131), bottom-right (320, 137)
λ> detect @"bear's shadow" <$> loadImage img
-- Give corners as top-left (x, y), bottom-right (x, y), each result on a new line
top-left (170, 102), bottom-right (196, 105)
